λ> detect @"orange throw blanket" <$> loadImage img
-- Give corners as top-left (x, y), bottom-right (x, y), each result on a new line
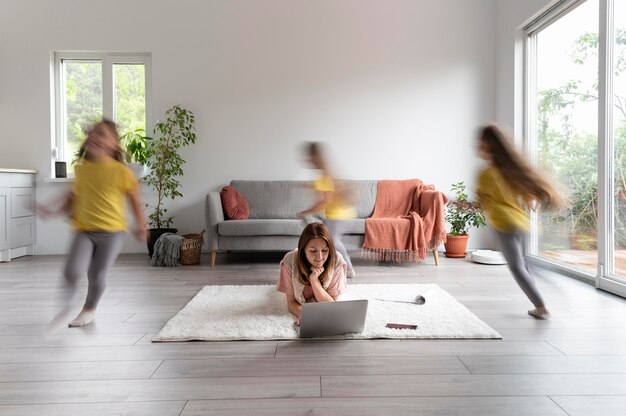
top-left (363, 179), bottom-right (448, 262)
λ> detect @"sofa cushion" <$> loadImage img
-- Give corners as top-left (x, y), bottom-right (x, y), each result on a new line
top-left (230, 181), bottom-right (315, 219)
top-left (337, 180), bottom-right (377, 219)
top-left (220, 186), bottom-right (250, 220)
top-left (219, 219), bottom-right (306, 236)
top-left (339, 218), bottom-right (366, 234)
top-left (230, 180), bottom-right (377, 219)
top-left (218, 218), bottom-right (366, 237)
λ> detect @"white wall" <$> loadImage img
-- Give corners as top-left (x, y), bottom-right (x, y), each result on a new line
top-left (495, 0), bottom-right (553, 129)
top-left (1, 0), bottom-right (505, 254)
top-left (484, 0), bottom-right (553, 248)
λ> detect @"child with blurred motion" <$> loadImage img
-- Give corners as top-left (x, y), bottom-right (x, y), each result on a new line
top-left (297, 141), bottom-right (357, 278)
top-left (476, 124), bottom-right (567, 319)
top-left (276, 222), bottom-right (348, 325)
top-left (40, 119), bottom-right (146, 327)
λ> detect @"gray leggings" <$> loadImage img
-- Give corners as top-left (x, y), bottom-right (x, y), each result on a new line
top-left (495, 229), bottom-right (545, 308)
top-left (64, 231), bottom-right (125, 309)
top-left (325, 219), bottom-right (353, 270)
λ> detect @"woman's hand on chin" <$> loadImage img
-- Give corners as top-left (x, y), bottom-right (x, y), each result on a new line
top-left (309, 266), bottom-right (324, 282)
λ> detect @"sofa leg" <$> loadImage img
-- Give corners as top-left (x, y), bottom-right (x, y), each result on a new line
top-left (210, 251), bottom-right (216, 268)
top-left (433, 249), bottom-right (439, 266)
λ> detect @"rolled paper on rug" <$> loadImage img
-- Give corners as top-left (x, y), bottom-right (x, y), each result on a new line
top-left (376, 295), bottom-right (426, 305)
top-left (376, 287), bottom-right (431, 304)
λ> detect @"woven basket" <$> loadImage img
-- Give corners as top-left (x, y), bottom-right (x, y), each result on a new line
top-left (179, 229), bottom-right (205, 265)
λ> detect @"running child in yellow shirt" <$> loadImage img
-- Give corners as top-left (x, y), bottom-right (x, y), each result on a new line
top-left (476, 124), bottom-right (567, 319)
top-left (42, 119), bottom-right (146, 327)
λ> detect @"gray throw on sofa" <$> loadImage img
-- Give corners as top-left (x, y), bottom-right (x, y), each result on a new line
top-left (205, 180), bottom-right (377, 266)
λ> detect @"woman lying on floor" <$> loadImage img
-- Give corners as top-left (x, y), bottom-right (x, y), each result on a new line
top-left (276, 222), bottom-right (347, 325)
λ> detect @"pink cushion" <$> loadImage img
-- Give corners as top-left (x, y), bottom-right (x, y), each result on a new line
top-left (220, 186), bottom-right (250, 220)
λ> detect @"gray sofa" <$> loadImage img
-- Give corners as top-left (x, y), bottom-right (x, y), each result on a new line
top-left (206, 179), bottom-right (444, 267)
top-left (205, 180), bottom-right (378, 266)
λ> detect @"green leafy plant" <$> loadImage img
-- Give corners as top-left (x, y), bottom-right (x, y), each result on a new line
top-left (120, 128), bottom-right (151, 164)
top-left (445, 181), bottom-right (486, 236)
top-left (144, 105), bottom-right (197, 229)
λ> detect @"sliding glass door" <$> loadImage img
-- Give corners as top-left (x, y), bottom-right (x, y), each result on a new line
top-left (528, 0), bottom-right (599, 275)
top-left (526, 0), bottom-right (626, 296)
top-left (610, 0), bottom-right (626, 280)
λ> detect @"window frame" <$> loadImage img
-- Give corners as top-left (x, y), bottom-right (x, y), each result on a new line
top-left (523, 0), bottom-right (625, 295)
top-left (51, 51), bottom-right (152, 173)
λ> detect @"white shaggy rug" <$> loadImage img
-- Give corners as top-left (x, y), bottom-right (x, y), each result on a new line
top-left (152, 284), bottom-right (501, 342)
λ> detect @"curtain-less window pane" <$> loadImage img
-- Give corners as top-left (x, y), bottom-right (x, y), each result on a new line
top-left (535, 0), bottom-right (599, 274)
top-left (114, 63), bottom-right (146, 134)
top-left (63, 60), bottom-right (102, 168)
top-left (54, 52), bottom-right (151, 177)
top-left (613, 0), bottom-right (626, 277)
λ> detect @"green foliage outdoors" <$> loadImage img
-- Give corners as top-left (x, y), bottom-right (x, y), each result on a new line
top-left (65, 62), bottom-right (102, 166)
top-left (144, 105), bottom-right (197, 229)
top-left (445, 182), bottom-right (486, 236)
top-left (114, 64), bottom-right (146, 134)
top-left (66, 62), bottom-right (146, 168)
top-left (538, 28), bottom-right (626, 249)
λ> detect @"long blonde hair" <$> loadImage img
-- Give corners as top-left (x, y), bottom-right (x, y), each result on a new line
top-left (479, 124), bottom-right (567, 211)
top-left (295, 223), bottom-right (338, 287)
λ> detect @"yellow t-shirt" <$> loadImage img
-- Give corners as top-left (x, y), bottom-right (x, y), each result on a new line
top-left (314, 175), bottom-right (356, 220)
top-left (477, 166), bottom-right (529, 232)
top-left (72, 158), bottom-right (138, 231)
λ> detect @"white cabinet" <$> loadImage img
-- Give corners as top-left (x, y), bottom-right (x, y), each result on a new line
top-left (0, 170), bottom-right (36, 261)
top-left (0, 187), bottom-right (9, 252)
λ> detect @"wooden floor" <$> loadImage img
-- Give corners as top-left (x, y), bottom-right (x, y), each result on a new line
top-left (1, 252), bottom-right (626, 416)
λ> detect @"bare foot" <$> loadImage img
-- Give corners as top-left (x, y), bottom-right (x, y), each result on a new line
top-left (528, 307), bottom-right (551, 319)
top-left (68, 308), bottom-right (96, 327)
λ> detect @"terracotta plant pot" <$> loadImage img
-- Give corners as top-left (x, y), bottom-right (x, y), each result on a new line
top-left (444, 234), bottom-right (469, 258)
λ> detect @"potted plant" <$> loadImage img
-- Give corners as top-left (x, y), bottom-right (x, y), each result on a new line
top-left (444, 181), bottom-right (486, 258)
top-left (120, 128), bottom-right (151, 179)
top-left (144, 105), bottom-right (197, 256)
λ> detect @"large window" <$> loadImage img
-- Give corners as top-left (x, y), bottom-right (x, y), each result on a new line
top-left (53, 52), bottom-right (151, 174)
top-left (526, 0), bottom-right (626, 295)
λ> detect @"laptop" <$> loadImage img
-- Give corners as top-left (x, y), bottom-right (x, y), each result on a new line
top-left (297, 299), bottom-right (368, 338)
